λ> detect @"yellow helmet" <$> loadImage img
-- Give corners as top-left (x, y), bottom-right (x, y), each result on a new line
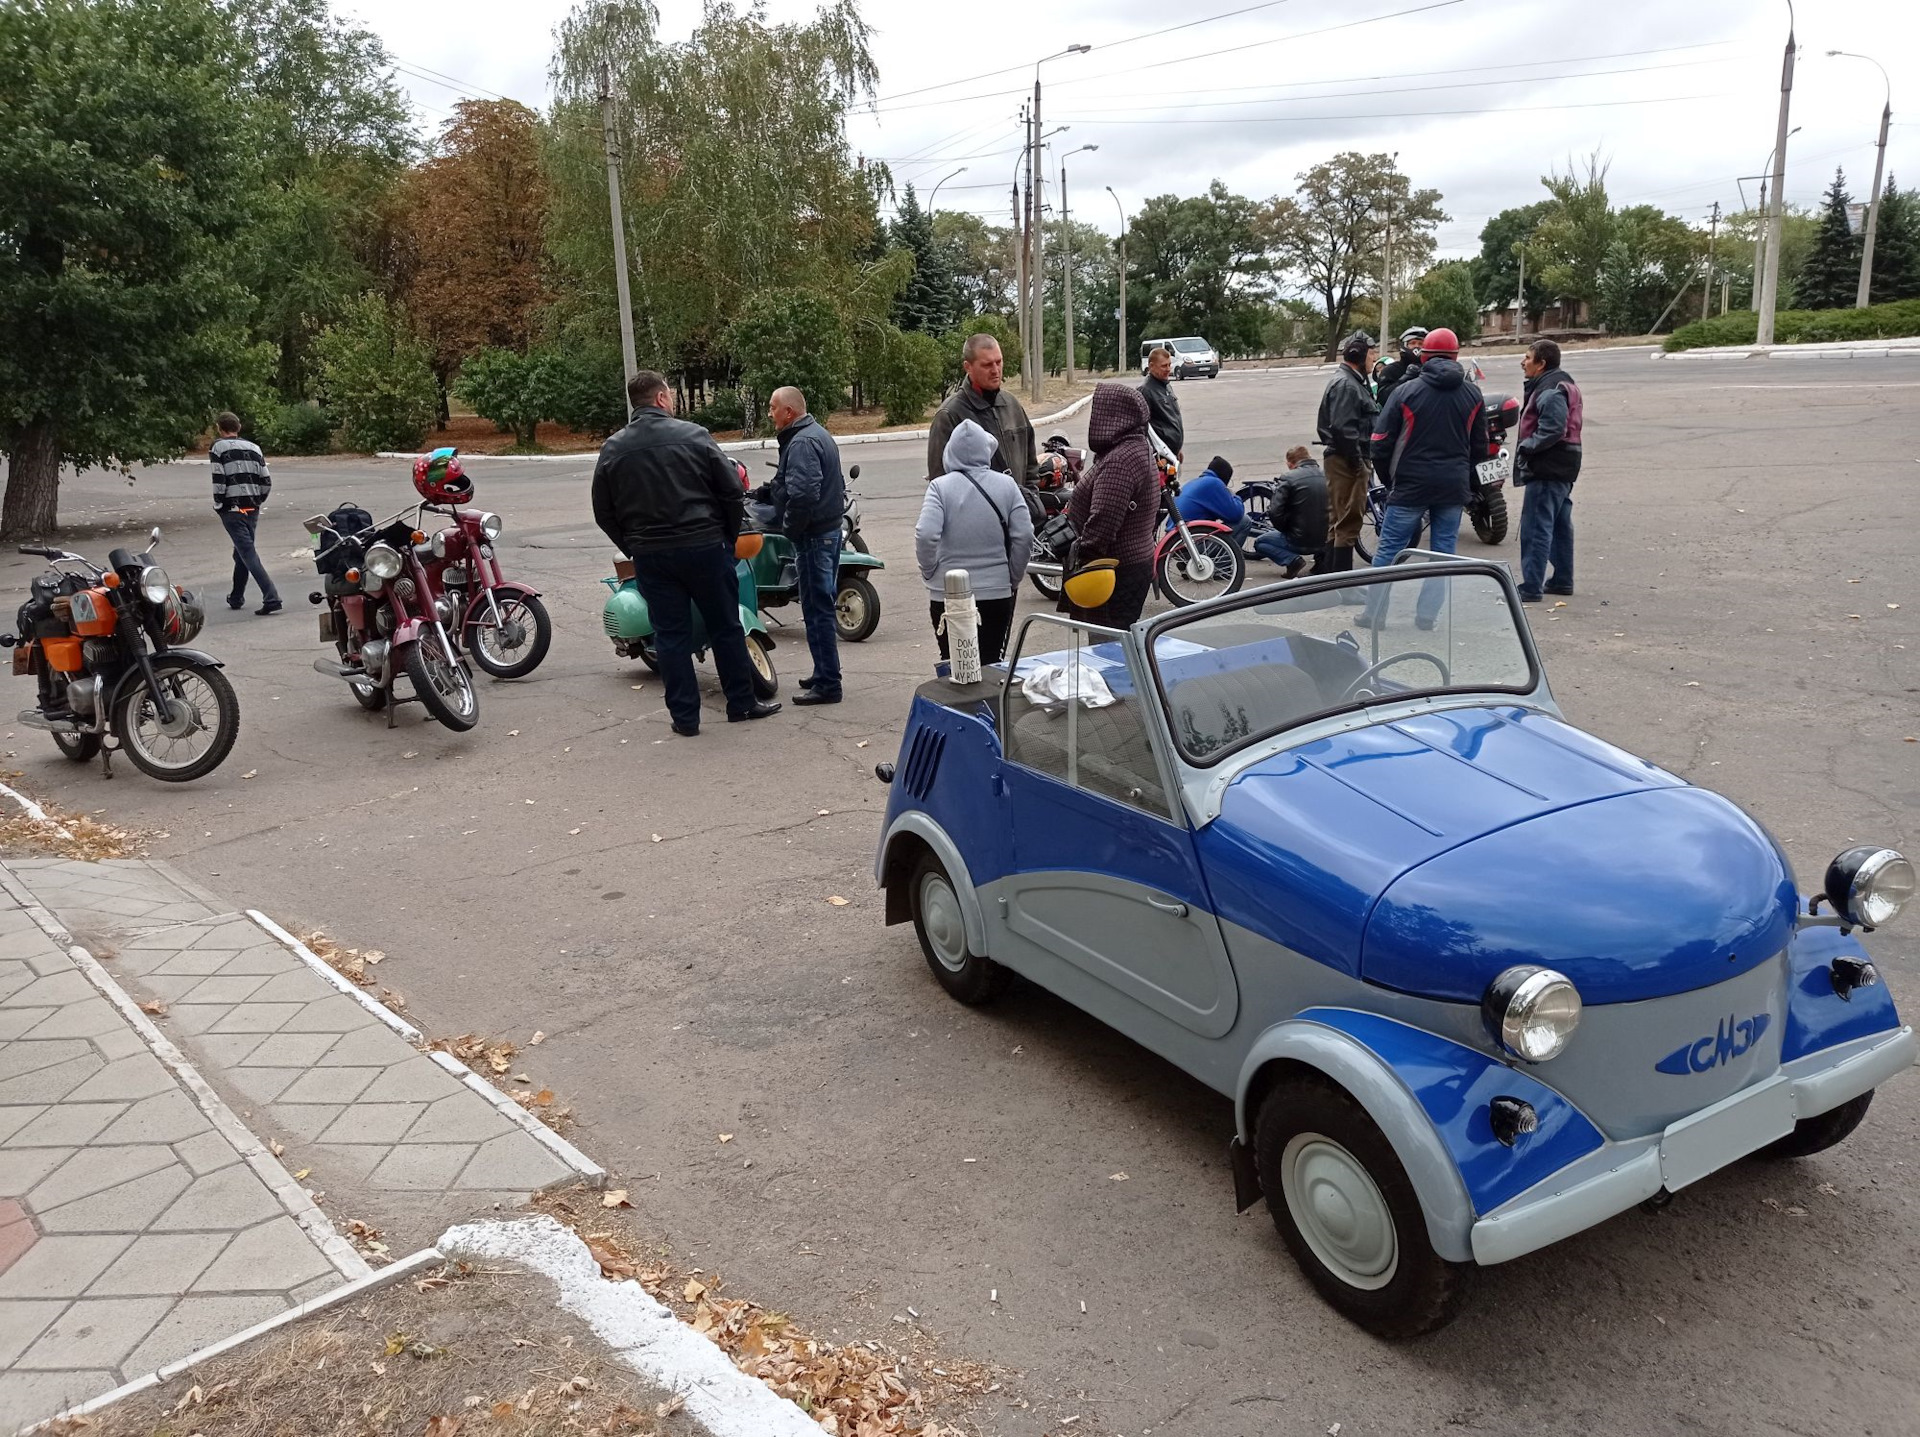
top-left (1063, 557), bottom-right (1119, 610)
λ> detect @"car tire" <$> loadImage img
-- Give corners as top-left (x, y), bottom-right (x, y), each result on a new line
top-left (908, 850), bottom-right (1009, 1005)
top-left (1255, 1073), bottom-right (1471, 1338)
top-left (1754, 1092), bottom-right (1873, 1160)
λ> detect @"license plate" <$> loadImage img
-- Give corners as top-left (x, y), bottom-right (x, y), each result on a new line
top-left (1475, 455), bottom-right (1509, 487)
top-left (1659, 1078), bottom-right (1795, 1191)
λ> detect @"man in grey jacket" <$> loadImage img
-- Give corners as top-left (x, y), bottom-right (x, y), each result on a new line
top-left (915, 420), bottom-right (1034, 666)
top-left (926, 334), bottom-right (1045, 485)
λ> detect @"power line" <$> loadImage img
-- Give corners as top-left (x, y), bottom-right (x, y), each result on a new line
top-left (389, 54), bottom-right (516, 104)
top-left (1054, 91), bottom-right (1728, 125)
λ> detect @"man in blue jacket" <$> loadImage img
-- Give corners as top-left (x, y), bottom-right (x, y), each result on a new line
top-left (1364, 327), bottom-right (1488, 629)
top-left (765, 387), bottom-right (847, 704)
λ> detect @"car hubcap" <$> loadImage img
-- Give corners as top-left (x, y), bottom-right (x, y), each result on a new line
top-left (748, 641), bottom-right (773, 682)
top-left (919, 873), bottom-right (968, 973)
top-left (1281, 1134), bottom-right (1398, 1289)
top-left (837, 588), bottom-right (867, 632)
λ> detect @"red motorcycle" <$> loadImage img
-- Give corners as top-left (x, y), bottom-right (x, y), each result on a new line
top-left (412, 455), bottom-right (551, 679)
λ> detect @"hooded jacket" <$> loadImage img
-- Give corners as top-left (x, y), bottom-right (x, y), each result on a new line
top-left (1069, 384), bottom-right (1161, 567)
top-left (915, 420), bottom-right (1034, 600)
top-left (1368, 355), bottom-right (1490, 510)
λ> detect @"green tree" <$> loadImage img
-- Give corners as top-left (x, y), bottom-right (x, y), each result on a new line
top-left (0, 0), bottom-right (260, 536)
top-left (1127, 182), bottom-right (1275, 354)
top-left (1529, 154), bottom-right (1616, 310)
top-left (1472, 201), bottom-right (1554, 321)
top-left (1594, 205), bottom-right (1702, 334)
top-left (889, 187), bottom-right (958, 334)
top-left (932, 210), bottom-right (1017, 315)
top-left (1267, 154), bottom-right (1446, 357)
top-left (728, 289), bottom-right (852, 425)
top-left (314, 294), bottom-right (437, 452)
top-left (1870, 177), bottom-right (1920, 302)
top-left (1799, 168), bottom-right (1862, 310)
top-left (454, 348), bottom-right (552, 447)
top-left (1395, 261), bottom-right (1481, 340)
top-left (872, 327), bottom-right (947, 424)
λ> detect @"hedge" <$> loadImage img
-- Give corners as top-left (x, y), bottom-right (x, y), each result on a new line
top-left (1665, 299), bottom-right (1920, 351)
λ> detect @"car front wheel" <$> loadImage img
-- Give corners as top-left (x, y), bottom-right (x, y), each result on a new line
top-left (1256, 1073), bottom-right (1470, 1338)
top-left (1755, 1092), bottom-right (1873, 1160)
top-left (908, 851), bottom-right (1009, 1005)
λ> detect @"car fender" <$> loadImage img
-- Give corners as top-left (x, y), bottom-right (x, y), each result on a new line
top-left (1236, 1016), bottom-right (1480, 1264)
top-left (876, 811), bottom-right (988, 954)
top-left (836, 553), bottom-right (885, 573)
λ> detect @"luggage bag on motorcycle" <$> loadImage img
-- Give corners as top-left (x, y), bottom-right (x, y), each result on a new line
top-left (314, 505), bottom-right (375, 577)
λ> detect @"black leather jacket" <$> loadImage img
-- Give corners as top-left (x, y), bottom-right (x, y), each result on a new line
top-left (1316, 362), bottom-right (1378, 462)
top-left (591, 408), bottom-right (745, 555)
top-left (1140, 375), bottom-right (1184, 455)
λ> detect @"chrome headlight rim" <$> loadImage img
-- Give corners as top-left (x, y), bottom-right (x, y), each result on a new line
top-left (1826, 846), bottom-right (1914, 929)
top-left (364, 542), bottom-right (404, 581)
top-left (138, 564), bottom-right (172, 606)
top-left (479, 511), bottom-right (503, 541)
top-left (1483, 965), bottom-right (1582, 1063)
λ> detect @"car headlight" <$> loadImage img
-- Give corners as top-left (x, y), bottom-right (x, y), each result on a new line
top-left (139, 565), bottom-right (171, 605)
top-left (1825, 846), bottom-right (1914, 928)
top-left (479, 512), bottom-right (503, 540)
top-left (1484, 966), bottom-right (1582, 1062)
top-left (364, 543), bottom-right (403, 581)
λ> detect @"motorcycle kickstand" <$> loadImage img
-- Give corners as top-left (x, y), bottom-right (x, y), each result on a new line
top-left (98, 735), bottom-right (117, 781)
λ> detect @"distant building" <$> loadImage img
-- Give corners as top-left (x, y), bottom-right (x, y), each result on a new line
top-left (1478, 297), bottom-right (1594, 337)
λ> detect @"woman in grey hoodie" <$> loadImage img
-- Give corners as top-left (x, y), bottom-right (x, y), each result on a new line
top-left (915, 419), bottom-right (1035, 665)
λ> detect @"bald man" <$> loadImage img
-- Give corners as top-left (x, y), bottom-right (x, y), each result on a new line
top-left (764, 387), bottom-right (847, 703)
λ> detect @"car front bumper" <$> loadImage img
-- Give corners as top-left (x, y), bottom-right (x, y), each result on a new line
top-left (1470, 1024), bottom-right (1916, 1266)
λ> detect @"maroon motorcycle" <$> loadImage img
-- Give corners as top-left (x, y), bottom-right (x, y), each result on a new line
top-left (412, 449), bottom-right (551, 680)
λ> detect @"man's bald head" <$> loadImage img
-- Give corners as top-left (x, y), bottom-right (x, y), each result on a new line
top-left (768, 387), bottom-right (808, 431)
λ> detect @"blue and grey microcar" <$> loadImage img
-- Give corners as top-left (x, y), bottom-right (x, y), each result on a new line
top-left (874, 555), bottom-right (1914, 1335)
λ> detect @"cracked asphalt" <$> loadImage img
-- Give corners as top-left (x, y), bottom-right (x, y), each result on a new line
top-left (7, 347), bottom-right (1917, 1436)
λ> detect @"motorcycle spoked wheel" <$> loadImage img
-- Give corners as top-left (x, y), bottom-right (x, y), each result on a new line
top-left (1354, 513), bottom-right (1424, 565)
top-left (1029, 569), bottom-right (1065, 601)
top-left (1154, 530), bottom-right (1247, 607)
top-left (402, 639), bottom-right (480, 731)
top-left (52, 730), bottom-right (103, 763)
top-left (112, 658), bottom-right (241, 782)
top-left (746, 632), bottom-right (779, 700)
top-left (465, 592), bottom-right (553, 679)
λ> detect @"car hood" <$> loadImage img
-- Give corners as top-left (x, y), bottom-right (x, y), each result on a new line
top-left (1198, 707), bottom-right (1794, 1001)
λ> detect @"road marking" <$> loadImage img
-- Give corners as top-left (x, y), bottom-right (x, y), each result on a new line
top-left (1693, 382), bottom-right (1920, 391)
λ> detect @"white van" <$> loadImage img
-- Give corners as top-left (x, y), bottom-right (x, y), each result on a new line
top-left (1139, 336), bottom-right (1220, 379)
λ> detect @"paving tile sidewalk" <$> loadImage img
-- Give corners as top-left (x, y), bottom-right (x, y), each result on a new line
top-left (0, 887), bottom-right (362, 1428)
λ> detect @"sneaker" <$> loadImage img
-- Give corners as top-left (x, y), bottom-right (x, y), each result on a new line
top-left (255, 600), bottom-right (283, 616)
top-left (1282, 559), bottom-right (1309, 580)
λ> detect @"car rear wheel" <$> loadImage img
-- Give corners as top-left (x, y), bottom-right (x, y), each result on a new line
top-left (908, 851), bottom-right (1008, 1005)
top-left (1256, 1073), bottom-right (1470, 1338)
top-left (1755, 1092), bottom-right (1873, 1160)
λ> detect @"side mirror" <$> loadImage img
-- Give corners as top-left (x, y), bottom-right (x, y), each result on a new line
top-left (302, 515), bottom-right (326, 536)
top-left (848, 463), bottom-right (861, 481)
top-left (148, 525), bottom-right (162, 547)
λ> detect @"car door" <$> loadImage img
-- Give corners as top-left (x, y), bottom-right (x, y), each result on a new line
top-left (996, 616), bottom-right (1240, 1039)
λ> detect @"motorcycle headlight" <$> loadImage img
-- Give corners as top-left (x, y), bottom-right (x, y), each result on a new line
top-left (1825, 846), bottom-right (1914, 928)
top-left (479, 512), bottom-right (503, 540)
top-left (139, 565), bottom-right (172, 605)
top-left (365, 543), bottom-right (403, 580)
top-left (431, 530), bottom-right (449, 559)
top-left (1484, 966), bottom-right (1581, 1063)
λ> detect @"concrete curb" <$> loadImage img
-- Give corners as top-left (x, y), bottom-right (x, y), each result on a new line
top-left (20, 1248), bottom-right (444, 1434)
top-left (1653, 339), bottom-right (1920, 361)
top-left (376, 389), bottom-right (1099, 464)
top-left (246, 908), bottom-right (426, 1043)
top-left (439, 1215), bottom-right (821, 1437)
top-left (0, 865), bottom-right (373, 1285)
top-left (425, 1050), bottom-right (609, 1190)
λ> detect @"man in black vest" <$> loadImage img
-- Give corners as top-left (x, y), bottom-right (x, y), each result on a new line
top-left (1515, 339), bottom-right (1585, 603)
top-left (592, 371), bottom-right (781, 736)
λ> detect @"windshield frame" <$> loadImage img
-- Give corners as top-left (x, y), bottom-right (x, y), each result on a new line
top-left (1142, 558), bottom-right (1546, 770)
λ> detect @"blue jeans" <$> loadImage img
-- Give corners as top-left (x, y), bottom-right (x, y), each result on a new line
top-left (1518, 480), bottom-right (1575, 598)
top-left (220, 508), bottom-right (278, 605)
top-left (630, 542), bottom-right (757, 727)
top-left (1230, 517), bottom-right (1304, 569)
top-left (792, 530), bottom-right (842, 696)
top-left (1368, 503), bottom-right (1462, 624)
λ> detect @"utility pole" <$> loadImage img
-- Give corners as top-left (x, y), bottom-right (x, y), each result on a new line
top-left (1753, 176), bottom-right (1769, 306)
top-left (599, 60), bottom-right (640, 420)
top-left (1702, 201), bottom-right (1720, 323)
top-left (1058, 146), bottom-right (1097, 384)
top-left (1828, 51), bottom-right (1893, 307)
top-left (1515, 244), bottom-right (1526, 341)
top-left (1026, 46), bottom-right (1088, 402)
top-left (1108, 185), bottom-right (1126, 375)
top-left (1013, 106), bottom-right (1027, 356)
top-left (1755, 14), bottom-right (1796, 347)
top-left (1377, 198), bottom-right (1394, 347)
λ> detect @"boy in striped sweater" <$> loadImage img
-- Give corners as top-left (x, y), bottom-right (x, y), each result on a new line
top-left (209, 412), bottom-right (281, 615)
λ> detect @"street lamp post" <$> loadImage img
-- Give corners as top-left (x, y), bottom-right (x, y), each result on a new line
top-left (1107, 185), bottom-right (1126, 374)
top-left (1755, 8), bottom-right (1796, 347)
top-left (1828, 50), bottom-right (1893, 308)
top-left (1058, 145), bottom-right (1098, 384)
top-left (928, 165), bottom-right (968, 213)
top-left (1029, 44), bottom-right (1090, 401)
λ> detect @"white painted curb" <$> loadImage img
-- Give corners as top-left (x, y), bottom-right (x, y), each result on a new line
top-left (377, 388), bottom-right (1099, 463)
top-left (246, 908), bottom-right (425, 1043)
top-left (425, 1049), bottom-right (608, 1189)
top-left (0, 779), bottom-right (72, 837)
top-left (439, 1215), bottom-right (823, 1437)
top-left (1653, 338), bottom-right (1920, 361)
top-left (22, 1248), bottom-right (443, 1434)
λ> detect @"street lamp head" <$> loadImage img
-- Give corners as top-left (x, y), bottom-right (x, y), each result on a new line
top-left (1069, 43), bottom-right (1091, 54)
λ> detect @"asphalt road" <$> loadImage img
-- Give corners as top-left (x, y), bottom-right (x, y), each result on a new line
top-left (10, 348), bottom-right (1919, 1437)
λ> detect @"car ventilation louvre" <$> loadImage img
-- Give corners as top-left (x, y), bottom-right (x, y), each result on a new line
top-left (902, 727), bottom-right (946, 799)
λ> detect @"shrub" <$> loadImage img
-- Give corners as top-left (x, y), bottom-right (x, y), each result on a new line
top-left (455, 348), bottom-right (548, 447)
top-left (874, 327), bottom-right (947, 425)
top-left (936, 314), bottom-right (1023, 395)
top-left (1665, 298), bottom-right (1920, 351)
top-left (728, 289), bottom-right (851, 428)
top-left (541, 343), bottom-right (628, 436)
top-left (253, 401), bottom-right (333, 455)
top-left (313, 295), bottom-right (437, 452)
top-left (687, 388), bottom-right (746, 433)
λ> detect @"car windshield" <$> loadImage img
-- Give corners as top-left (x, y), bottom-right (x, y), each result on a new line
top-left (1172, 338), bottom-right (1209, 353)
top-left (1149, 567), bottom-right (1537, 765)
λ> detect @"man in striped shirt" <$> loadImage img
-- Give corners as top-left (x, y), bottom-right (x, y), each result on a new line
top-left (209, 412), bottom-right (281, 615)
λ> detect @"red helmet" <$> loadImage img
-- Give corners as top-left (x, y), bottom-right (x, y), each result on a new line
top-left (412, 446), bottom-right (473, 504)
top-left (1421, 327), bottom-right (1460, 356)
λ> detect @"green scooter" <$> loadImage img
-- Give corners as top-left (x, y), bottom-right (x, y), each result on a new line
top-left (600, 534), bottom-right (781, 699)
top-left (748, 463), bottom-right (885, 643)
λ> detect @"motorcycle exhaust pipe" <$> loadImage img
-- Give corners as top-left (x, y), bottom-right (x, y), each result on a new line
top-left (1027, 561), bottom-right (1064, 578)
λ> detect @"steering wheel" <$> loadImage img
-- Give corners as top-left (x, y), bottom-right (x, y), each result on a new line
top-left (1340, 650), bottom-right (1450, 703)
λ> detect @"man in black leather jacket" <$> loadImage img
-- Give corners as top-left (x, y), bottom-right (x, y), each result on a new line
top-left (592, 370), bottom-right (780, 736)
top-left (1140, 346), bottom-right (1184, 461)
top-left (1315, 331), bottom-right (1377, 575)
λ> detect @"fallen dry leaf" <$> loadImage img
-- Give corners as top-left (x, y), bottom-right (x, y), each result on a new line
top-left (530, 1030), bottom-right (545, 1045)
top-left (656, 1394), bottom-right (686, 1418)
top-left (826, 895), bottom-right (850, 906)
top-left (293, 1168), bottom-right (310, 1180)
top-left (683, 1278), bottom-right (707, 1302)
top-left (269, 1140), bottom-right (284, 1158)
top-left (602, 1189), bottom-right (632, 1209)
top-left (424, 1418), bottom-right (460, 1437)
top-left (240, 769), bottom-right (257, 779)
top-left (718, 1133), bottom-right (734, 1143)
top-left (534, 1089), bottom-right (554, 1106)
top-left (139, 999), bottom-right (167, 1017)
top-left (1109, 1172), bottom-right (1129, 1181)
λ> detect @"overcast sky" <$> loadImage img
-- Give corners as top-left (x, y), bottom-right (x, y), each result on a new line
top-left (348, 0), bottom-right (1916, 260)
